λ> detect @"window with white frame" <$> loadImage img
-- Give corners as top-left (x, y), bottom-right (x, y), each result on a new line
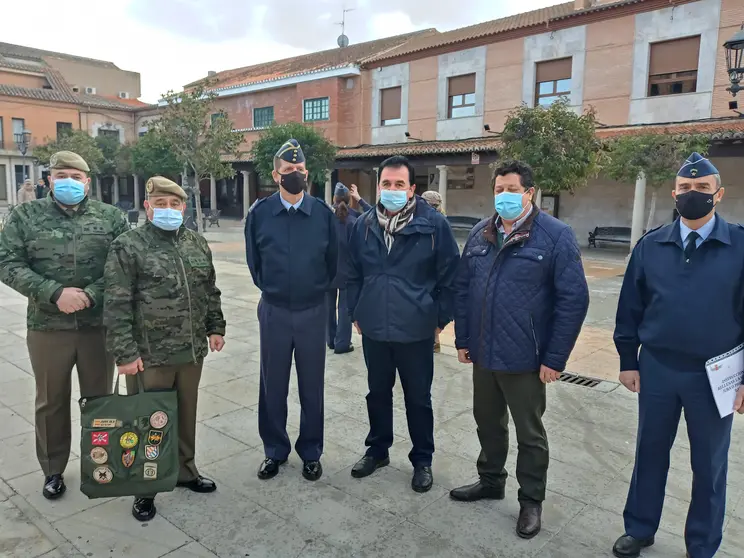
top-left (647, 36), bottom-right (700, 97)
top-left (448, 74), bottom-right (476, 118)
top-left (380, 87), bottom-right (402, 125)
top-left (535, 58), bottom-right (572, 107)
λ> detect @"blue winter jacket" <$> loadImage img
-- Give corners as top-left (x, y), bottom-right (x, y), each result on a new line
top-left (347, 196), bottom-right (460, 343)
top-left (454, 208), bottom-right (589, 372)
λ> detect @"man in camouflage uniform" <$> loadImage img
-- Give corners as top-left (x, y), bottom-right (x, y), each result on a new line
top-left (0, 151), bottom-right (128, 500)
top-left (104, 176), bottom-right (226, 522)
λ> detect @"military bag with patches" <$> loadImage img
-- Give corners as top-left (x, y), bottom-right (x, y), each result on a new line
top-left (79, 375), bottom-right (178, 498)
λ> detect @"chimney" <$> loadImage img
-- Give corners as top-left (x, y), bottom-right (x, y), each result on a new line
top-left (574, 0), bottom-right (593, 9)
top-left (207, 70), bottom-right (217, 77)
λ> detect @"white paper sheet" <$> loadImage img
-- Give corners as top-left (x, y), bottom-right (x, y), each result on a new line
top-left (705, 343), bottom-right (744, 418)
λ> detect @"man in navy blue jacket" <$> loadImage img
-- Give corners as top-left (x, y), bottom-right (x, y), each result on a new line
top-left (450, 160), bottom-right (589, 539)
top-left (245, 139), bottom-right (337, 483)
top-left (347, 155), bottom-right (460, 493)
top-left (611, 153), bottom-right (744, 558)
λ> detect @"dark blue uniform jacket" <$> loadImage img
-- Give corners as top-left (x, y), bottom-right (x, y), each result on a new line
top-left (347, 196), bottom-right (460, 344)
top-left (331, 208), bottom-right (357, 290)
top-left (454, 208), bottom-right (589, 373)
top-left (245, 193), bottom-right (337, 311)
top-left (615, 215), bottom-right (744, 372)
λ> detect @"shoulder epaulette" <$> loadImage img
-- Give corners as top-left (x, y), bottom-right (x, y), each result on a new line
top-left (638, 224), bottom-right (663, 241)
top-left (248, 197), bottom-right (266, 213)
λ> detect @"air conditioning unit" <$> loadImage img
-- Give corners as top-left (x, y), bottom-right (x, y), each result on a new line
top-left (85, 86), bottom-right (96, 95)
top-left (72, 86), bottom-right (80, 93)
top-left (118, 91), bottom-right (129, 99)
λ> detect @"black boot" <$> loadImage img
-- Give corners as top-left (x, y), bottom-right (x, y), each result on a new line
top-left (411, 466), bottom-right (433, 493)
top-left (612, 534), bottom-right (654, 558)
top-left (132, 498), bottom-right (156, 522)
top-left (516, 503), bottom-right (542, 539)
top-left (42, 474), bottom-right (66, 500)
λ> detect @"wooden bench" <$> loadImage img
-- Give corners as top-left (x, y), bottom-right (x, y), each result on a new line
top-left (588, 226), bottom-right (632, 248)
top-left (202, 209), bottom-right (221, 228)
top-left (447, 216), bottom-right (480, 232)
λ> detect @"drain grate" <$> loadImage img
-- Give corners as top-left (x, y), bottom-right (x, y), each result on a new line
top-left (558, 372), bottom-right (601, 388)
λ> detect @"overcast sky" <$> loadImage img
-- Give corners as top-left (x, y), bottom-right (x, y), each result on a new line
top-left (4, 0), bottom-right (561, 102)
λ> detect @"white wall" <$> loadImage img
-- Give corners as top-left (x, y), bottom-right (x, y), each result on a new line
top-left (370, 63), bottom-right (410, 145)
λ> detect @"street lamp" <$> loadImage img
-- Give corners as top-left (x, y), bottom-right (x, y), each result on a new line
top-left (14, 130), bottom-right (32, 182)
top-left (724, 24), bottom-right (744, 97)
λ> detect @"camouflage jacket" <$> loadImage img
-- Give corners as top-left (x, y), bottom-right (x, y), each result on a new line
top-left (103, 220), bottom-right (226, 368)
top-left (0, 196), bottom-right (129, 331)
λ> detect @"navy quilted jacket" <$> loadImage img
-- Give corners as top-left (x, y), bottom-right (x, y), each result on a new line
top-left (454, 208), bottom-right (589, 372)
top-left (347, 197), bottom-right (460, 343)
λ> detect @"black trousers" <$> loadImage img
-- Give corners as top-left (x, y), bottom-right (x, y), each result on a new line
top-left (362, 336), bottom-right (435, 466)
top-left (473, 364), bottom-right (548, 504)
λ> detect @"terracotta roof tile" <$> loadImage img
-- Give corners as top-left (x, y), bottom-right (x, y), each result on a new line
top-left (597, 119), bottom-right (744, 139)
top-left (189, 29), bottom-right (438, 91)
top-left (338, 137), bottom-right (501, 158)
top-left (0, 42), bottom-right (119, 69)
top-left (361, 0), bottom-right (644, 64)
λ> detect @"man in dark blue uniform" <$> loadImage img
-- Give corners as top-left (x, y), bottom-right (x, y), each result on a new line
top-left (346, 155), bottom-right (460, 493)
top-left (245, 139), bottom-right (337, 482)
top-left (612, 153), bottom-right (744, 558)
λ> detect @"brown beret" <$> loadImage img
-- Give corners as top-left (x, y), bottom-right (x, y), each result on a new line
top-left (145, 176), bottom-right (187, 200)
top-left (49, 151), bottom-right (90, 172)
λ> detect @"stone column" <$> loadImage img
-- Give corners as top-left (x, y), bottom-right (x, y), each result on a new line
top-left (241, 170), bottom-right (251, 218)
top-left (372, 166), bottom-right (379, 202)
top-left (629, 172), bottom-right (646, 252)
top-left (436, 165), bottom-right (448, 213)
top-left (5, 162), bottom-right (14, 205)
top-left (535, 188), bottom-right (542, 209)
top-left (210, 175), bottom-right (217, 211)
top-left (112, 176), bottom-right (120, 205)
top-left (133, 175), bottom-right (140, 209)
top-left (324, 170), bottom-right (332, 205)
top-left (95, 175), bottom-right (102, 201)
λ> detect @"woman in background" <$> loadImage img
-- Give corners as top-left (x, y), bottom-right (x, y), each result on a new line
top-left (17, 179), bottom-right (37, 204)
top-left (422, 190), bottom-right (445, 353)
top-left (327, 183), bottom-right (358, 354)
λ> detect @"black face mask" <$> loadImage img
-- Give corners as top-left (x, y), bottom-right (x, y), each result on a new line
top-left (280, 171), bottom-right (307, 195)
top-left (675, 189), bottom-right (719, 220)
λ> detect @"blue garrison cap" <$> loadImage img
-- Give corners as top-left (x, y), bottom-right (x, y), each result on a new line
top-left (275, 139), bottom-right (305, 164)
top-left (677, 152), bottom-right (719, 179)
top-left (334, 182), bottom-right (349, 196)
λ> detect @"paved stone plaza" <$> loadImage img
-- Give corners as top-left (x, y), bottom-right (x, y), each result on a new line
top-left (0, 230), bottom-right (742, 557)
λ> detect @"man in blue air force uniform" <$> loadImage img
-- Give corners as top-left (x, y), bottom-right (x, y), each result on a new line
top-left (612, 153), bottom-right (744, 558)
top-left (245, 139), bottom-right (337, 482)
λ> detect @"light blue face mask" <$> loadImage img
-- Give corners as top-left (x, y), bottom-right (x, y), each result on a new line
top-left (379, 190), bottom-right (409, 212)
top-left (151, 208), bottom-right (183, 231)
top-left (52, 178), bottom-right (86, 205)
top-left (494, 192), bottom-right (526, 220)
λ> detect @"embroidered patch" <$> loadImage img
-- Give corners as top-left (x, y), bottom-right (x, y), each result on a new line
top-left (136, 416), bottom-right (151, 431)
top-left (147, 430), bottom-right (163, 446)
top-left (91, 432), bottom-right (109, 446)
top-left (93, 466), bottom-right (113, 484)
top-left (120, 432), bottom-right (139, 449)
top-left (149, 411), bottom-right (168, 429)
top-left (122, 449), bottom-right (135, 468)
top-left (143, 462), bottom-right (157, 480)
top-left (90, 447), bottom-right (108, 464)
top-left (144, 445), bottom-right (159, 460)
top-left (91, 418), bottom-right (119, 428)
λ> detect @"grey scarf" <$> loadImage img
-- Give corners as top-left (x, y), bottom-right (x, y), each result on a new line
top-left (375, 196), bottom-right (417, 252)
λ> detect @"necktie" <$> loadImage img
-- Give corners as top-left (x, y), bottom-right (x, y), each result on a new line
top-left (684, 231), bottom-right (700, 261)
top-left (288, 207), bottom-right (297, 215)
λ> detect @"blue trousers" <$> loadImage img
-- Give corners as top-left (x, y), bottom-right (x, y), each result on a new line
top-left (257, 298), bottom-right (326, 462)
top-left (362, 335), bottom-right (435, 466)
top-left (326, 288), bottom-right (352, 352)
top-left (624, 348), bottom-right (733, 558)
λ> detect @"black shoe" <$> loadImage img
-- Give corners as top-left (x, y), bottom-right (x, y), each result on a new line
top-left (412, 466), bottom-right (433, 493)
top-left (334, 345), bottom-right (354, 355)
top-left (612, 534), bottom-right (655, 558)
top-left (257, 458), bottom-right (286, 480)
top-left (302, 461), bottom-right (323, 481)
top-left (517, 503), bottom-right (542, 539)
top-left (132, 498), bottom-right (156, 522)
top-left (449, 481), bottom-right (504, 502)
top-left (351, 456), bottom-right (390, 479)
top-left (327, 343), bottom-right (335, 351)
top-left (177, 475), bottom-right (217, 493)
top-left (42, 474), bottom-right (66, 500)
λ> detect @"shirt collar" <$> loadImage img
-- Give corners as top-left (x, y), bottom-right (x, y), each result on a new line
top-left (497, 204), bottom-right (533, 234)
top-left (279, 191), bottom-right (304, 210)
top-left (680, 213), bottom-right (716, 244)
top-left (271, 191), bottom-right (312, 216)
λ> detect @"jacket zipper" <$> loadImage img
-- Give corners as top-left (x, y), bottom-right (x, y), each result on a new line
top-left (529, 314), bottom-right (540, 357)
top-left (175, 241), bottom-right (198, 363)
top-left (140, 307), bottom-right (151, 354)
top-left (72, 225), bottom-right (78, 330)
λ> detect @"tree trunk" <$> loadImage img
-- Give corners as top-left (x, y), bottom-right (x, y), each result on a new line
top-left (193, 181), bottom-right (204, 234)
top-left (182, 167), bottom-right (204, 233)
top-left (645, 188), bottom-right (657, 233)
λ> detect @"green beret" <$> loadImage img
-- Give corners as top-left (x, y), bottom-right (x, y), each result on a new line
top-left (49, 151), bottom-right (90, 173)
top-left (145, 176), bottom-right (187, 200)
